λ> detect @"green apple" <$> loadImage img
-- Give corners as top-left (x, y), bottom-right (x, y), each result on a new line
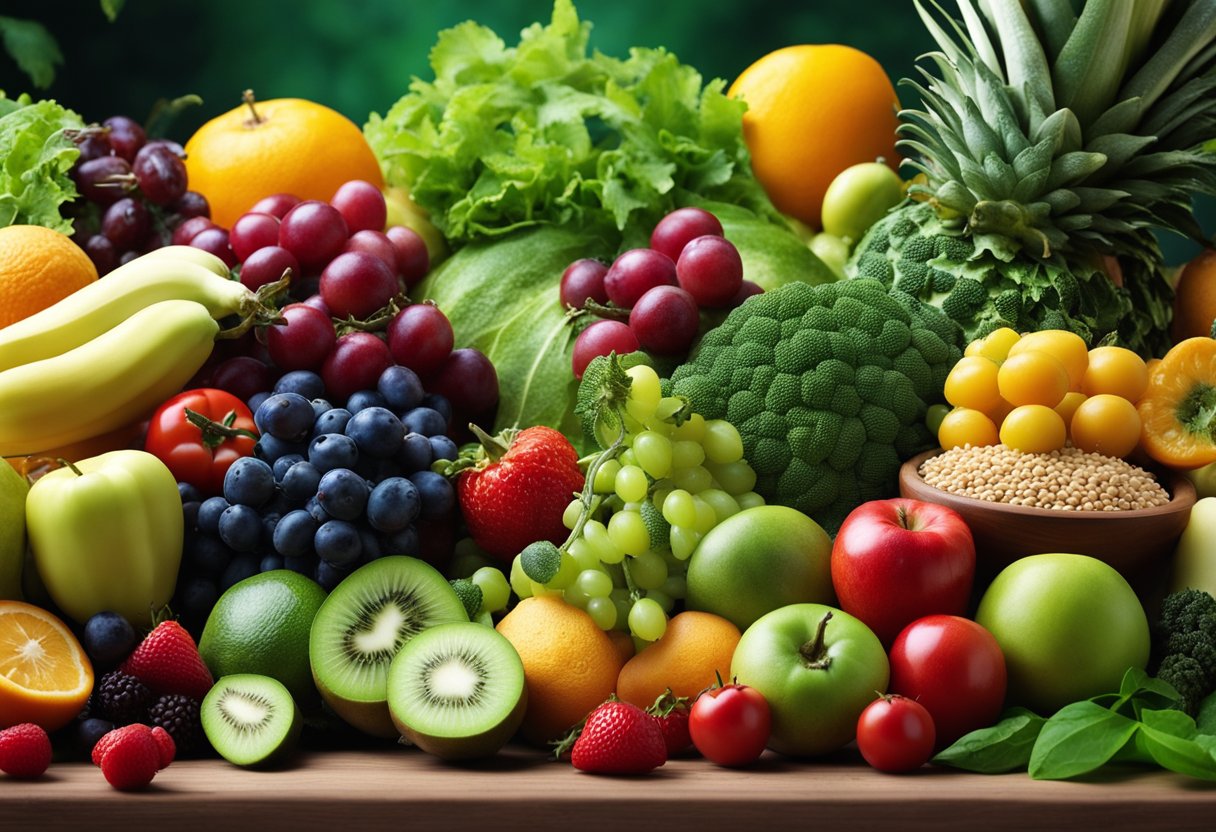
top-left (975, 553), bottom-right (1150, 715)
top-left (685, 505), bottom-right (833, 630)
top-left (1170, 497), bottom-right (1216, 596)
top-left (1184, 463), bottom-right (1216, 499)
top-left (0, 460), bottom-right (28, 600)
top-left (731, 603), bottom-right (889, 756)
top-left (820, 161), bottom-right (904, 245)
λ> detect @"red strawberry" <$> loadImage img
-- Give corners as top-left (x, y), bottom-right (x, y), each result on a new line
top-left (647, 690), bottom-right (692, 756)
top-left (119, 620), bottom-right (213, 701)
top-left (97, 725), bottom-right (163, 790)
top-left (571, 700), bottom-right (668, 774)
top-left (455, 425), bottom-right (586, 562)
top-left (0, 723), bottom-right (52, 778)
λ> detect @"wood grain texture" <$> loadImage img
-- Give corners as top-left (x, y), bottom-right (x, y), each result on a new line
top-left (4, 747), bottom-right (1215, 832)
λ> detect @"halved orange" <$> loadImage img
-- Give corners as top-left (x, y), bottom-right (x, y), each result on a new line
top-left (0, 601), bottom-right (93, 731)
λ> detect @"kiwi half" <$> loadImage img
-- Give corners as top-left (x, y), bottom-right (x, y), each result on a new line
top-left (201, 674), bottom-right (302, 767)
top-left (387, 621), bottom-right (526, 760)
top-left (309, 556), bottom-right (468, 737)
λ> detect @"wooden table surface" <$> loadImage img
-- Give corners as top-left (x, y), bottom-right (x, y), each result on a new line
top-left (4, 745), bottom-right (1215, 832)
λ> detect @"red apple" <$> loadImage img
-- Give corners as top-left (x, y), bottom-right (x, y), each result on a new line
top-left (888, 615), bottom-right (1006, 749)
top-left (830, 498), bottom-right (975, 645)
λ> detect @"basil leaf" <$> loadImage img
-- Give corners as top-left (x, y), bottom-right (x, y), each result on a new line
top-left (1119, 666), bottom-right (1152, 696)
top-left (1136, 710), bottom-right (1216, 780)
top-left (932, 707), bottom-right (1045, 773)
top-left (1029, 701), bottom-right (1140, 780)
top-left (1197, 691), bottom-right (1216, 736)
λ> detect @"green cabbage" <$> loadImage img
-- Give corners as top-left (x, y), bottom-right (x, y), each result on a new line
top-left (0, 93), bottom-right (82, 233)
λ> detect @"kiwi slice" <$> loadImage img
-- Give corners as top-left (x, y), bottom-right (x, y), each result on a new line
top-left (387, 621), bottom-right (526, 760)
top-left (201, 674), bottom-right (301, 767)
top-left (309, 556), bottom-right (468, 737)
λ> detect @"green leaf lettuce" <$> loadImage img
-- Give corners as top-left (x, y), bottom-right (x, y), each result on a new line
top-left (0, 93), bottom-right (82, 232)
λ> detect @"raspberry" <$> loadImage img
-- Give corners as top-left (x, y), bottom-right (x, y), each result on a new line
top-left (0, 723), bottom-right (52, 778)
top-left (150, 727), bottom-right (176, 769)
top-left (148, 694), bottom-right (201, 754)
top-left (96, 670), bottom-right (152, 725)
top-left (96, 725), bottom-right (163, 790)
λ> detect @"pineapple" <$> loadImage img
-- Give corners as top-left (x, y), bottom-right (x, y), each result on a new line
top-left (849, 0), bottom-right (1216, 356)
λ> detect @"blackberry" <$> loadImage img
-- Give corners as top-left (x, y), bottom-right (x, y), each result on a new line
top-left (96, 670), bottom-right (152, 724)
top-left (148, 693), bottom-right (203, 753)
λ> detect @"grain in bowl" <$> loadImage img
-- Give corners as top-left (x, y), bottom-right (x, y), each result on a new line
top-left (918, 444), bottom-right (1170, 511)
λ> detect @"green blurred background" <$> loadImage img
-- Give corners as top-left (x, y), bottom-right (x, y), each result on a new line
top-left (0, 0), bottom-right (1210, 263)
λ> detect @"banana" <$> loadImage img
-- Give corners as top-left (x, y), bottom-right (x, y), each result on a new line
top-left (142, 244), bottom-right (233, 278)
top-left (0, 253), bottom-right (257, 372)
top-left (0, 299), bottom-right (219, 457)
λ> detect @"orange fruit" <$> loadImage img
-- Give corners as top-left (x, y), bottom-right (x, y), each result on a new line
top-left (616, 611), bottom-right (741, 707)
top-left (728, 44), bottom-right (900, 229)
top-left (1171, 248), bottom-right (1216, 341)
top-left (495, 595), bottom-right (624, 744)
top-left (0, 600), bottom-right (93, 731)
top-left (0, 225), bottom-right (98, 328)
top-left (184, 93), bottom-right (384, 229)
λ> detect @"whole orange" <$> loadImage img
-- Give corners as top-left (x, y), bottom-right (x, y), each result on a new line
top-left (0, 225), bottom-right (98, 329)
top-left (1171, 248), bottom-right (1216, 341)
top-left (0, 600), bottom-right (93, 731)
top-left (495, 595), bottom-right (624, 744)
top-left (184, 93), bottom-right (384, 229)
top-left (616, 611), bottom-right (741, 707)
top-left (728, 44), bottom-right (900, 229)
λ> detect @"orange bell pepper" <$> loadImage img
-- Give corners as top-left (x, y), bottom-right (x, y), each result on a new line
top-left (1138, 337), bottom-right (1216, 469)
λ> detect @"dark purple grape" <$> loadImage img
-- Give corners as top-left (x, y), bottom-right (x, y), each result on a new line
top-left (251, 193), bottom-right (301, 220)
top-left (172, 216), bottom-right (215, 246)
top-left (118, 250), bottom-right (141, 266)
top-left (676, 235), bottom-right (743, 308)
top-left (145, 138), bottom-right (185, 158)
top-left (84, 234), bottom-right (118, 275)
top-left (385, 226), bottom-right (429, 287)
top-left (229, 212), bottom-right (281, 262)
top-left (343, 230), bottom-right (400, 275)
top-left (423, 349), bottom-right (498, 418)
top-left (572, 320), bottom-right (640, 379)
top-left (559, 259), bottom-right (610, 309)
top-left (386, 303), bottom-right (453, 377)
top-left (241, 246), bottom-right (300, 293)
top-left (103, 116), bottom-right (147, 162)
top-left (189, 227), bottom-right (237, 268)
top-left (171, 191), bottom-right (211, 220)
top-left (603, 248), bottom-right (677, 309)
top-left (331, 180), bottom-right (387, 235)
top-left (73, 128), bottom-right (112, 163)
top-left (320, 251), bottom-right (398, 319)
top-left (628, 285), bottom-right (700, 355)
top-left (730, 279), bottom-right (764, 308)
top-left (279, 201), bottom-right (349, 272)
top-left (649, 207), bottom-right (724, 262)
top-left (74, 156), bottom-right (134, 206)
top-left (133, 143), bottom-right (188, 206)
top-left (101, 197), bottom-right (150, 251)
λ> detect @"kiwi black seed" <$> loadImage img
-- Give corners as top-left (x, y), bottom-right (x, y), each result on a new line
top-left (386, 621), bottom-right (527, 761)
top-left (201, 674), bottom-right (302, 768)
top-left (308, 556), bottom-right (468, 737)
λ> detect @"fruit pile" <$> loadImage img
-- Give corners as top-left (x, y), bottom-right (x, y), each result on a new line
top-left (3, 0), bottom-right (1216, 799)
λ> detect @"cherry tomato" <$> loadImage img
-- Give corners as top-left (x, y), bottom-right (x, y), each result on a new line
top-left (1070, 394), bottom-right (1141, 458)
top-left (944, 356), bottom-right (1001, 412)
top-left (689, 682), bottom-right (771, 766)
top-left (144, 388), bottom-right (259, 495)
top-left (937, 407), bottom-right (998, 449)
top-left (856, 694), bottom-right (936, 773)
top-left (999, 404), bottom-right (1066, 453)
top-left (1082, 346), bottom-right (1149, 402)
top-left (888, 615), bottom-right (1006, 750)
top-left (997, 350), bottom-right (1069, 408)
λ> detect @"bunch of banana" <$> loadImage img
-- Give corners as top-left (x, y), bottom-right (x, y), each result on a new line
top-left (0, 246), bottom-right (285, 457)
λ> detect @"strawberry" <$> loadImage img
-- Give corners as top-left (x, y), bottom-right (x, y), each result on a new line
top-left (455, 425), bottom-right (586, 561)
top-left (647, 690), bottom-right (692, 756)
top-left (97, 724), bottom-right (164, 790)
top-left (0, 723), bottom-right (52, 778)
top-left (119, 620), bottom-right (213, 701)
top-left (571, 700), bottom-right (668, 774)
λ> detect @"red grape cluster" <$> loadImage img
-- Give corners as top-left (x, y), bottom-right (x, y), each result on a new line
top-left (66, 116), bottom-right (210, 274)
top-left (565, 208), bottom-right (762, 378)
top-left (186, 180), bottom-right (499, 433)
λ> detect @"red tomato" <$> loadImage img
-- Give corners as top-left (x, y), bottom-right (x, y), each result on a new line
top-left (888, 615), bottom-right (1007, 749)
top-left (144, 388), bottom-right (259, 495)
top-left (856, 694), bottom-right (936, 773)
top-left (688, 683), bottom-right (771, 766)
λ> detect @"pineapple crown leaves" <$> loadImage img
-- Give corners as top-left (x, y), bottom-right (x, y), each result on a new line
top-left (903, 0), bottom-right (1216, 259)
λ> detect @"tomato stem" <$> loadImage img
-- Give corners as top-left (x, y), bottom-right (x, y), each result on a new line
top-left (184, 407), bottom-right (259, 448)
top-left (798, 610), bottom-right (834, 670)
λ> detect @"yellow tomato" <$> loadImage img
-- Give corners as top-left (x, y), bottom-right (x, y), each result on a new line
top-left (975, 327), bottom-right (1021, 364)
top-left (1070, 394), bottom-right (1141, 458)
top-left (1008, 330), bottom-right (1088, 390)
top-left (938, 407), bottom-right (999, 450)
top-left (997, 350), bottom-right (1070, 408)
top-left (999, 405), bottom-right (1067, 454)
top-left (944, 356), bottom-right (1002, 412)
top-left (1083, 346), bottom-right (1149, 402)
top-left (1054, 391), bottom-right (1087, 427)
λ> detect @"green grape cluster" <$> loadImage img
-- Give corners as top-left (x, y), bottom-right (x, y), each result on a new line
top-left (508, 364), bottom-right (763, 645)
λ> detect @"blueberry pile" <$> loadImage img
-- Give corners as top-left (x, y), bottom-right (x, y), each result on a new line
top-left (174, 365), bottom-right (462, 626)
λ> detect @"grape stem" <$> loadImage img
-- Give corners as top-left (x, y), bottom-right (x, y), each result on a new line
top-left (557, 423), bottom-right (626, 556)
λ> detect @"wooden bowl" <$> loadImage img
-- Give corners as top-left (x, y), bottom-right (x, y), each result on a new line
top-left (898, 450), bottom-right (1196, 593)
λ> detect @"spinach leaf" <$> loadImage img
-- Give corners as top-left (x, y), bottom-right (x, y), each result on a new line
top-left (1135, 709), bottom-right (1216, 780)
top-left (1197, 691), bottom-right (1216, 736)
top-left (1029, 701), bottom-right (1140, 780)
top-left (932, 708), bottom-right (1045, 773)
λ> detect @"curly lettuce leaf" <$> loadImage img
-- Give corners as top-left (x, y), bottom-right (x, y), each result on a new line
top-left (0, 94), bottom-right (82, 232)
top-left (365, 0), bottom-right (776, 245)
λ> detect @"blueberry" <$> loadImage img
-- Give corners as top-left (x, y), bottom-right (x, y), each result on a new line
top-left (254, 433), bottom-right (308, 463)
top-left (178, 575), bottom-right (219, 621)
top-left (421, 393), bottom-right (452, 423)
top-left (401, 406), bottom-right (447, 438)
top-left (306, 495), bottom-right (332, 524)
top-left (397, 432), bottom-right (433, 473)
top-left (311, 398), bottom-right (334, 420)
top-left (259, 554), bottom-right (285, 573)
top-left (273, 509), bottom-right (318, 558)
top-left (261, 512), bottom-right (281, 546)
top-left (284, 554), bottom-right (314, 575)
top-left (358, 529), bottom-right (383, 564)
top-left (308, 433), bottom-right (359, 473)
top-left (316, 468), bottom-right (370, 521)
top-left (346, 389), bottom-right (388, 414)
top-left (223, 456), bottom-right (276, 507)
top-left (410, 470), bottom-right (456, 521)
top-left (345, 406), bottom-right (404, 459)
top-left (377, 365), bottom-right (423, 412)
top-left (314, 559), bottom-right (352, 591)
top-left (282, 460), bottom-right (322, 503)
top-left (379, 525), bottom-right (419, 557)
top-left (197, 496), bottom-right (230, 535)
top-left (274, 369), bottom-right (326, 400)
top-left (77, 718), bottom-right (116, 757)
top-left (367, 477), bottom-right (420, 533)
top-left (272, 453), bottom-right (305, 482)
top-left (177, 481), bottom-right (202, 503)
top-left (218, 504), bottom-right (264, 552)
top-left (220, 556), bottom-right (260, 591)
top-left (314, 520), bottom-right (362, 567)
top-left (182, 500), bottom-right (201, 531)
top-left (246, 390), bottom-right (271, 417)
top-left (429, 435), bottom-right (459, 462)
top-left (311, 408), bottom-right (352, 439)
top-left (188, 534), bottom-right (234, 577)
top-left (255, 392), bottom-right (315, 441)
top-left (82, 611), bottom-right (136, 668)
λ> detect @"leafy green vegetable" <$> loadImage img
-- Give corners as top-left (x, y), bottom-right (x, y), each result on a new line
top-left (931, 708), bottom-right (1046, 774)
top-left (0, 94), bottom-right (82, 232)
top-left (0, 18), bottom-right (62, 89)
top-left (1028, 701), bottom-right (1139, 780)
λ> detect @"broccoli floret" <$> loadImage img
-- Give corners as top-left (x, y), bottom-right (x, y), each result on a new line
top-left (900, 234), bottom-right (936, 263)
top-left (930, 269), bottom-right (957, 294)
top-left (857, 252), bottom-right (896, 284)
top-left (1151, 589), bottom-right (1216, 716)
top-left (894, 261), bottom-right (930, 297)
top-left (889, 216), bottom-right (917, 240)
top-left (941, 278), bottom-right (988, 320)
top-left (935, 234), bottom-right (973, 262)
top-left (993, 289), bottom-right (1022, 323)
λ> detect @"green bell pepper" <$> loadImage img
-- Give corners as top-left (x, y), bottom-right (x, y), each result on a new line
top-left (26, 450), bottom-right (183, 628)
